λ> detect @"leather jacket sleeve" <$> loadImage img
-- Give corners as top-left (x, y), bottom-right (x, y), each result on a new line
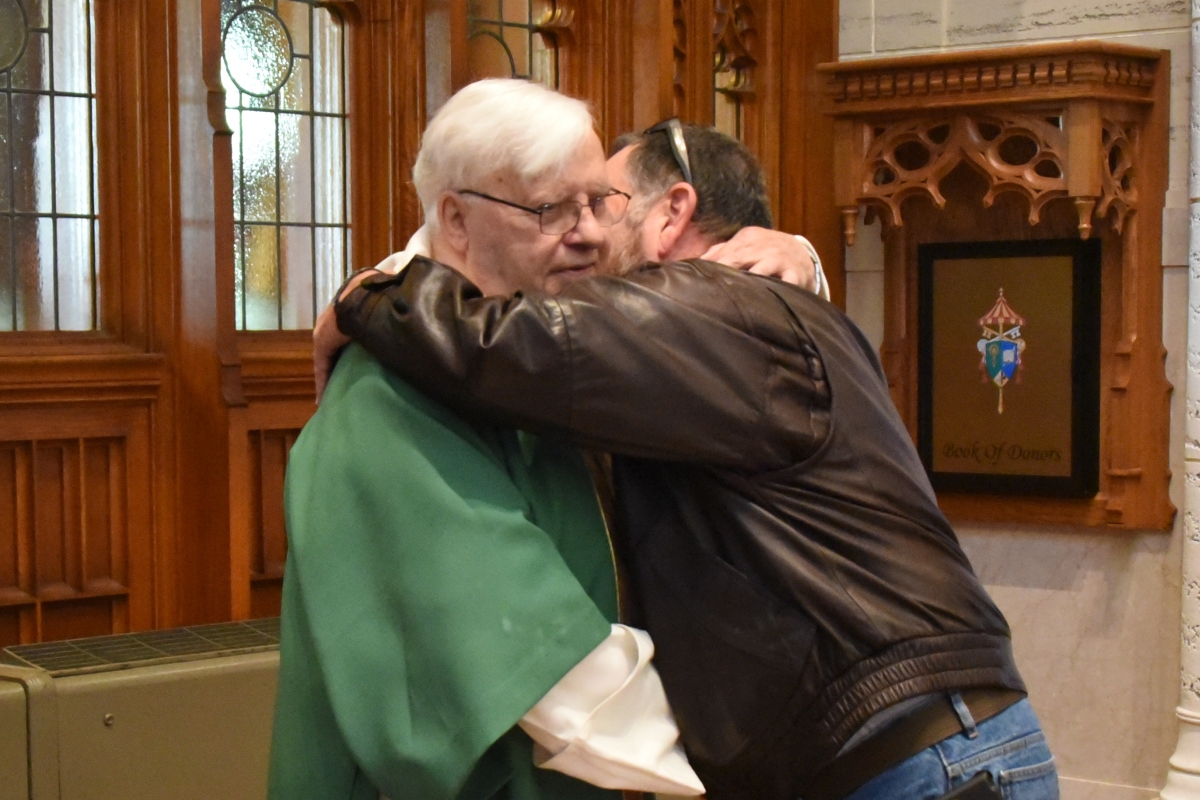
top-left (336, 256), bottom-right (828, 472)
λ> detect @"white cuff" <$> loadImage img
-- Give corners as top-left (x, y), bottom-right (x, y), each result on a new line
top-left (795, 234), bottom-right (829, 301)
top-left (519, 625), bottom-right (705, 796)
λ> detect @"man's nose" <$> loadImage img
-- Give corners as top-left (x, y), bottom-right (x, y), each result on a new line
top-left (564, 205), bottom-right (606, 248)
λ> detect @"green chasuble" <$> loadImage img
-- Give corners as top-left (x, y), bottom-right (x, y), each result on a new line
top-left (268, 345), bottom-right (620, 800)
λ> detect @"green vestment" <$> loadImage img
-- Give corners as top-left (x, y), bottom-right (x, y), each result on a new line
top-left (268, 345), bottom-right (620, 800)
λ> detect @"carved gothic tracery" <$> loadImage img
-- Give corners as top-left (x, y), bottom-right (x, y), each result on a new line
top-left (824, 43), bottom-right (1158, 246)
top-left (859, 113), bottom-right (1069, 234)
top-left (1099, 121), bottom-right (1137, 233)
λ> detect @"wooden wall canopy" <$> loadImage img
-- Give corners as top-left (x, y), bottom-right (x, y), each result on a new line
top-left (819, 42), bottom-right (1173, 530)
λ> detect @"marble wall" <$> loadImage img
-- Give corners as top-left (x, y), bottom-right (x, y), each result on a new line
top-left (836, 1), bottom-right (1192, 797)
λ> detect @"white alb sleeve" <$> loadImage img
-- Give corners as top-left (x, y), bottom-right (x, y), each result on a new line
top-left (518, 624), bottom-right (705, 796)
top-left (795, 234), bottom-right (829, 301)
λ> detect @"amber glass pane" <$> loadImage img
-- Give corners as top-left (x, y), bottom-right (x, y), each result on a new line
top-left (0, 0), bottom-right (98, 331)
top-left (223, 0), bottom-right (349, 330)
top-left (466, 0), bottom-right (557, 88)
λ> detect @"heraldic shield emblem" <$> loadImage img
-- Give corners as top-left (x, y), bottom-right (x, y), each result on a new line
top-left (977, 289), bottom-right (1026, 413)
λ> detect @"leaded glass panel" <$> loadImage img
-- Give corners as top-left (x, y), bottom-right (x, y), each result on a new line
top-left (0, 0), bottom-right (99, 332)
top-left (222, 0), bottom-right (349, 331)
top-left (466, 0), bottom-right (558, 88)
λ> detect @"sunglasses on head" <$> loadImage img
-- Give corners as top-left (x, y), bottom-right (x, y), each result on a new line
top-left (644, 118), bottom-right (694, 186)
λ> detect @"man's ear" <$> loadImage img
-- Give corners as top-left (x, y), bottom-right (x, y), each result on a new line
top-left (437, 193), bottom-right (470, 257)
top-left (653, 182), bottom-right (699, 260)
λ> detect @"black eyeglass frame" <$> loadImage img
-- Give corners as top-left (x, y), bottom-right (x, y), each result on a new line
top-left (644, 117), bottom-right (694, 186)
top-left (457, 189), bottom-right (632, 235)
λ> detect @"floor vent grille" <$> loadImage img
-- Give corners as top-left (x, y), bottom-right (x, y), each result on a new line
top-left (1, 618), bottom-right (281, 676)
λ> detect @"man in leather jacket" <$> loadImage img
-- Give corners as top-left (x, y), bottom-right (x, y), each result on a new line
top-left (332, 122), bottom-right (1059, 800)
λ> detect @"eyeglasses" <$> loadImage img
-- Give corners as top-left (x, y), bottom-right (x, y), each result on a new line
top-left (644, 117), bottom-right (694, 185)
top-left (457, 189), bottom-right (632, 235)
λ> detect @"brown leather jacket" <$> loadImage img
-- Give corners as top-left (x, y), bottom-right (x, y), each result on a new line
top-left (336, 257), bottom-right (1025, 800)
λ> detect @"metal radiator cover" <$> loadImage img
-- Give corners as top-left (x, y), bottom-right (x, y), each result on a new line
top-left (0, 620), bottom-right (281, 800)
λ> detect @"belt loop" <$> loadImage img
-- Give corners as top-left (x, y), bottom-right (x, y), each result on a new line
top-left (950, 692), bottom-right (979, 739)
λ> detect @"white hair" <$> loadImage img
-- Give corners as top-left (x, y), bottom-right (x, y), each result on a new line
top-left (412, 79), bottom-right (596, 231)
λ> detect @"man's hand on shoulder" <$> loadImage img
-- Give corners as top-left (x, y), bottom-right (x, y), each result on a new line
top-left (313, 268), bottom-right (380, 404)
top-left (700, 227), bottom-right (825, 297)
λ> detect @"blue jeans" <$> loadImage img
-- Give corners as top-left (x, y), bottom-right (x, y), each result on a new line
top-left (841, 698), bottom-right (1058, 800)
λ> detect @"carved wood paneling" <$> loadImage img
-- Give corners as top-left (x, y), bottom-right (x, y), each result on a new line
top-left (228, 394), bottom-right (316, 621)
top-left (247, 428), bottom-right (299, 619)
top-left (822, 43), bottom-right (1159, 115)
top-left (0, 404), bottom-right (153, 647)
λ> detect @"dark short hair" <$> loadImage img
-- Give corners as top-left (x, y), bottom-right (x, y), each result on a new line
top-left (611, 124), bottom-right (772, 241)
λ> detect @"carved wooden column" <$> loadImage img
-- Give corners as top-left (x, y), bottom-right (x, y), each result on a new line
top-left (821, 42), bottom-right (1172, 530)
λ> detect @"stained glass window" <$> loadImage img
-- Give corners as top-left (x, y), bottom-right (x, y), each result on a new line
top-left (221, 0), bottom-right (349, 331)
top-left (0, 0), bottom-right (99, 332)
top-left (466, 0), bottom-right (557, 88)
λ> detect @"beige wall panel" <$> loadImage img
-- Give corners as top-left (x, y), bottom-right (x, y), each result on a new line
top-left (0, 679), bottom-right (29, 800)
top-left (874, 0), bottom-right (942, 51)
top-left (54, 652), bottom-right (278, 800)
top-left (839, 0), bottom-right (874, 56)
top-left (945, 0), bottom-right (1188, 46)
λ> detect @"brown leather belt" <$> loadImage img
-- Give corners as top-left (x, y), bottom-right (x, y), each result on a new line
top-left (803, 688), bottom-right (1026, 800)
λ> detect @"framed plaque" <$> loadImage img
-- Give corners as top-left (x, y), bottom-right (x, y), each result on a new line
top-left (917, 238), bottom-right (1102, 496)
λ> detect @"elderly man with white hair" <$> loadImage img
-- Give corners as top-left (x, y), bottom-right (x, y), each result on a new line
top-left (268, 79), bottom-right (817, 800)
